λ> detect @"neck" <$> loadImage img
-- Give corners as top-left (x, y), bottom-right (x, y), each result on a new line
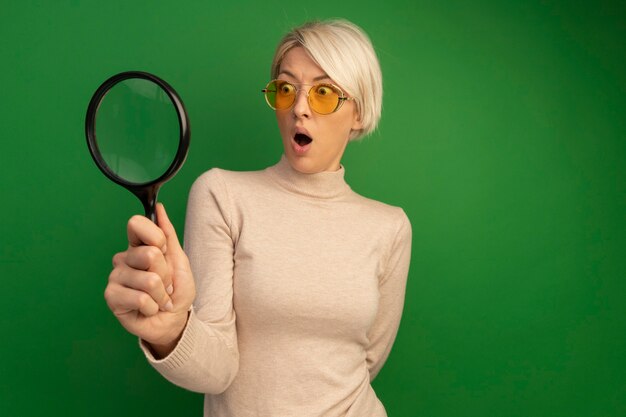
top-left (265, 154), bottom-right (351, 200)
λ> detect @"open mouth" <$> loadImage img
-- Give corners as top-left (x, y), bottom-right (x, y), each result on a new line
top-left (294, 133), bottom-right (313, 146)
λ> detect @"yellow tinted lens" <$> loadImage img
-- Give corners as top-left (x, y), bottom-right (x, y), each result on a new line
top-left (310, 84), bottom-right (340, 114)
top-left (264, 80), bottom-right (278, 109)
top-left (275, 80), bottom-right (296, 109)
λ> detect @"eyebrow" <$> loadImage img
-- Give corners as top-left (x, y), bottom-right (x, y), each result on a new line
top-left (278, 69), bottom-right (332, 82)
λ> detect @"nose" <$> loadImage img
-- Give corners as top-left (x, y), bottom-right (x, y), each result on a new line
top-left (292, 88), bottom-right (311, 119)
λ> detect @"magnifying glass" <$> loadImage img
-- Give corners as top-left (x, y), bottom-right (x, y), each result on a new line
top-left (85, 71), bottom-right (190, 223)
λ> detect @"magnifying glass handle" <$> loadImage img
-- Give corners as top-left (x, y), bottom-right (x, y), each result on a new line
top-left (130, 185), bottom-right (160, 223)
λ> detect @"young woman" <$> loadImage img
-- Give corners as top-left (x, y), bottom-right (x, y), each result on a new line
top-left (105, 19), bottom-right (412, 417)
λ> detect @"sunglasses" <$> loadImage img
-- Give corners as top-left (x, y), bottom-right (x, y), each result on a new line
top-left (262, 79), bottom-right (355, 115)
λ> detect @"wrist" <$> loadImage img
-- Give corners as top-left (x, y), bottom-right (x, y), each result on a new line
top-left (147, 310), bottom-right (190, 359)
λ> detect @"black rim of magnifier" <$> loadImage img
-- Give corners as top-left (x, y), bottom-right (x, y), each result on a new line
top-left (85, 71), bottom-right (190, 222)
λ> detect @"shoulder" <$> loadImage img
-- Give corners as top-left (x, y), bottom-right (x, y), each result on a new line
top-left (348, 191), bottom-right (411, 232)
top-left (189, 165), bottom-right (269, 196)
top-left (344, 191), bottom-right (412, 260)
top-left (185, 167), bottom-right (271, 231)
top-left (191, 165), bottom-right (265, 186)
top-left (346, 192), bottom-right (412, 275)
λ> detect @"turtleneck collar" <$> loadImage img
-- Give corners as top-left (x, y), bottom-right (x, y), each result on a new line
top-left (265, 154), bottom-right (351, 200)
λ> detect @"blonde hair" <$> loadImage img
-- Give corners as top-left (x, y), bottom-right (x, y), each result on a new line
top-left (271, 19), bottom-right (383, 140)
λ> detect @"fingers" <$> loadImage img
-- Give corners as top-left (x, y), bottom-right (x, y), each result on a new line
top-left (127, 215), bottom-right (167, 251)
top-left (109, 253), bottom-right (173, 313)
top-left (125, 245), bottom-right (171, 293)
top-left (104, 282), bottom-right (161, 317)
top-left (112, 251), bottom-right (126, 268)
top-left (106, 205), bottom-right (184, 323)
top-left (124, 208), bottom-right (173, 299)
top-left (156, 203), bottom-right (183, 256)
top-left (156, 203), bottom-right (191, 293)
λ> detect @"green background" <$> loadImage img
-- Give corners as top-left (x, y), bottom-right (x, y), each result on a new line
top-left (1, 1), bottom-right (624, 416)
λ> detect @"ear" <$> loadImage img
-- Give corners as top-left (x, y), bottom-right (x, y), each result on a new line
top-left (351, 107), bottom-right (363, 131)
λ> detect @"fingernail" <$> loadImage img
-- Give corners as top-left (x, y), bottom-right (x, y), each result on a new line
top-left (166, 285), bottom-right (174, 295)
top-left (165, 300), bottom-right (174, 312)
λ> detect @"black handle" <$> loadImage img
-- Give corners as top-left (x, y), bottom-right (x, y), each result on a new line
top-left (130, 184), bottom-right (160, 223)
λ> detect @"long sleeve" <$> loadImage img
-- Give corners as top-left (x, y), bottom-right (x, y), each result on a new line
top-left (138, 156), bottom-right (412, 416)
top-left (365, 209), bottom-right (412, 381)
top-left (139, 168), bottom-right (239, 394)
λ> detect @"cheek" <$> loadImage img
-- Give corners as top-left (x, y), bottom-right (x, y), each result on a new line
top-left (325, 114), bottom-right (355, 138)
top-left (275, 113), bottom-right (290, 136)
top-left (319, 124), bottom-right (350, 153)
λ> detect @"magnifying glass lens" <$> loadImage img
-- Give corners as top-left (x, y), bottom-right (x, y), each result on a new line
top-left (95, 78), bottom-right (180, 184)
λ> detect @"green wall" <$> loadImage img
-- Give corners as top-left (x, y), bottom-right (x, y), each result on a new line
top-left (1, 1), bottom-right (624, 416)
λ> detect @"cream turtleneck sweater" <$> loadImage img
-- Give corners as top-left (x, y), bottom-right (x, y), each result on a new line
top-left (140, 155), bottom-right (412, 417)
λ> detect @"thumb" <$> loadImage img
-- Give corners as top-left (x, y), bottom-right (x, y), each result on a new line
top-left (156, 203), bottom-right (184, 256)
top-left (156, 203), bottom-right (194, 309)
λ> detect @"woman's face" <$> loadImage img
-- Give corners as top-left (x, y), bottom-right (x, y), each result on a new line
top-left (275, 47), bottom-right (362, 174)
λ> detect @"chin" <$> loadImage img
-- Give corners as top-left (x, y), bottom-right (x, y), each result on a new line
top-left (283, 152), bottom-right (318, 174)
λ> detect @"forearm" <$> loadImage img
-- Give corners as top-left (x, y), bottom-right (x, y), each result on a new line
top-left (139, 308), bottom-right (239, 394)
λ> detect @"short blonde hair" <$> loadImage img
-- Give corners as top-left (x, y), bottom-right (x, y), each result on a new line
top-left (271, 19), bottom-right (383, 140)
